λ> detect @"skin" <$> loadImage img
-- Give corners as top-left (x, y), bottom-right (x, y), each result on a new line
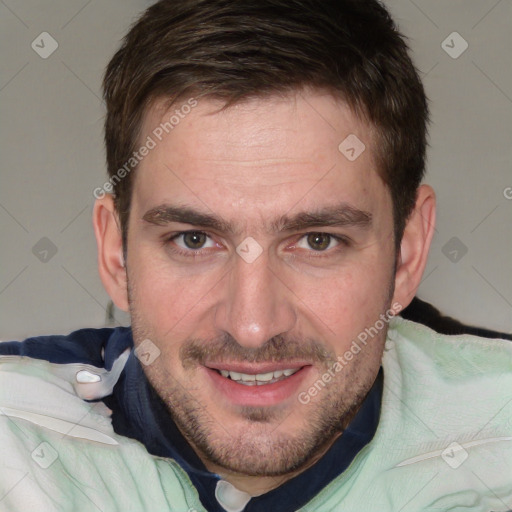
top-left (94, 89), bottom-right (436, 495)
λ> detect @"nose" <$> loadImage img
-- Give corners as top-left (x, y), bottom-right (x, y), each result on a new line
top-left (214, 251), bottom-right (296, 349)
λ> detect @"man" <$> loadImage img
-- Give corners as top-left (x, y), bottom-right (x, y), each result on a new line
top-left (1, 0), bottom-right (511, 510)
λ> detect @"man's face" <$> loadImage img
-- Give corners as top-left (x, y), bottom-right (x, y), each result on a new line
top-left (125, 90), bottom-right (397, 477)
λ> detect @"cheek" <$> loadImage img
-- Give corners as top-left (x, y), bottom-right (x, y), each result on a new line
top-left (128, 249), bottom-right (220, 336)
top-left (294, 258), bottom-right (393, 342)
top-left (128, 254), bottom-right (181, 328)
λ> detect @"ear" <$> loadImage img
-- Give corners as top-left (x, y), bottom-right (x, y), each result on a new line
top-left (392, 184), bottom-right (436, 310)
top-left (92, 195), bottom-right (129, 312)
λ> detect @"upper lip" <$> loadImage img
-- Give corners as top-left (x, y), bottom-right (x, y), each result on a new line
top-left (204, 362), bottom-right (310, 374)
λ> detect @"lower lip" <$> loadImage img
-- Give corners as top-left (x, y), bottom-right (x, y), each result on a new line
top-left (203, 366), bottom-right (311, 407)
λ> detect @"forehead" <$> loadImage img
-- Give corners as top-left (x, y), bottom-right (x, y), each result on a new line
top-left (132, 90), bottom-right (390, 226)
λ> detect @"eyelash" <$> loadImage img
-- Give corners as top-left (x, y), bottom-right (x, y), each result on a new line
top-left (165, 231), bottom-right (217, 258)
top-left (165, 230), bottom-right (351, 259)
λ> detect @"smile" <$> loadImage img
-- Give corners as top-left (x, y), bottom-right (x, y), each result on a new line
top-left (217, 368), bottom-right (301, 386)
top-left (203, 363), bottom-right (312, 406)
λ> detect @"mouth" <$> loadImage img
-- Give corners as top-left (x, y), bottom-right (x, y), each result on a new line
top-left (217, 368), bottom-right (301, 386)
top-left (202, 362), bottom-right (312, 407)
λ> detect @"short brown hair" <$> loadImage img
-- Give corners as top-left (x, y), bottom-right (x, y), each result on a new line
top-left (103, 0), bottom-right (429, 250)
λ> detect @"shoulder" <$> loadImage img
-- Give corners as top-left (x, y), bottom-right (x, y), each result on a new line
top-left (387, 316), bottom-right (512, 381)
top-left (382, 316), bottom-right (512, 436)
top-left (0, 354), bottom-right (203, 512)
top-left (307, 318), bottom-right (512, 511)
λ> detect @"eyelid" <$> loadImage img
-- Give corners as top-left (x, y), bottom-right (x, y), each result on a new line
top-left (180, 233), bottom-right (215, 250)
top-left (166, 229), bottom-right (209, 239)
top-left (167, 229), bottom-right (213, 245)
top-left (297, 233), bottom-right (337, 250)
top-left (287, 232), bottom-right (351, 257)
top-left (297, 232), bottom-right (350, 244)
top-left (163, 230), bottom-right (350, 260)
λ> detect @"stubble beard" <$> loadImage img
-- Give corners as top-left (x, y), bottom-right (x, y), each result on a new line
top-left (130, 309), bottom-right (384, 477)
top-left (150, 364), bottom-right (376, 477)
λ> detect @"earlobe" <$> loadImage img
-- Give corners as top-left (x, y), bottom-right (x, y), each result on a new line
top-left (392, 185), bottom-right (436, 309)
top-left (92, 195), bottom-right (129, 312)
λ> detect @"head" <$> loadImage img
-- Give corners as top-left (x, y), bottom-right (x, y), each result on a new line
top-left (94, 0), bottom-right (435, 493)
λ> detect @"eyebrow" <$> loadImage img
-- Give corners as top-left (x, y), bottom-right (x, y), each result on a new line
top-left (142, 203), bottom-right (372, 233)
top-left (274, 205), bottom-right (372, 232)
top-left (142, 205), bottom-right (233, 233)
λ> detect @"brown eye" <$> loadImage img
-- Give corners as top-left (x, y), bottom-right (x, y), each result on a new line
top-left (306, 233), bottom-right (332, 251)
top-left (182, 232), bottom-right (208, 249)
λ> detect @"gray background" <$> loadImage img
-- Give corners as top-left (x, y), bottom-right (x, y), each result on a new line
top-left (1, 0), bottom-right (511, 341)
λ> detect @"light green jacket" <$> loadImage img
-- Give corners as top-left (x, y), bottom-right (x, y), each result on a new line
top-left (1, 318), bottom-right (511, 511)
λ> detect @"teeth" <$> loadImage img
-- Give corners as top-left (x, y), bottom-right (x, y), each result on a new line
top-left (256, 371), bottom-right (274, 382)
top-left (218, 368), bottom-right (300, 385)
